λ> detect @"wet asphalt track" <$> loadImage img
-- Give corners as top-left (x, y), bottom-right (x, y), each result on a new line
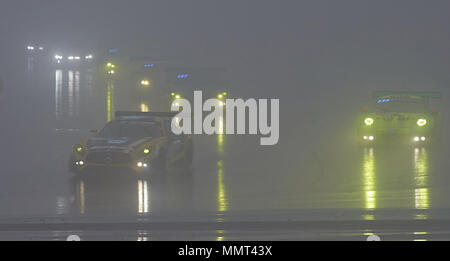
top-left (1, 57), bottom-right (450, 240)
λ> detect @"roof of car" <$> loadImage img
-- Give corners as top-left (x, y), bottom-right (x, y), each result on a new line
top-left (376, 95), bottom-right (425, 104)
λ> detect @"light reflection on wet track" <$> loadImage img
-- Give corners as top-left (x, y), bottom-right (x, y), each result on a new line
top-left (1, 59), bottom-right (450, 240)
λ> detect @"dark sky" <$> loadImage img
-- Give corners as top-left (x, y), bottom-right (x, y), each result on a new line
top-left (1, 0), bottom-right (450, 97)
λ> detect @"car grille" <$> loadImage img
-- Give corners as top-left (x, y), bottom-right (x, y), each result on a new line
top-left (86, 151), bottom-right (131, 164)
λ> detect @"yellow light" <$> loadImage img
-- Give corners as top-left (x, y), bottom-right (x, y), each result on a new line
top-left (218, 94), bottom-right (223, 99)
top-left (414, 148), bottom-right (430, 211)
top-left (175, 95), bottom-right (181, 99)
top-left (76, 146), bottom-right (83, 152)
top-left (222, 92), bottom-right (227, 95)
top-left (171, 92), bottom-right (175, 96)
top-left (363, 148), bottom-right (376, 210)
top-left (140, 80), bottom-right (150, 86)
top-left (364, 117), bottom-right (374, 126)
top-left (140, 103), bottom-right (149, 112)
top-left (138, 179), bottom-right (149, 214)
top-left (143, 148), bottom-right (150, 154)
top-left (106, 63), bottom-right (112, 67)
top-left (417, 119), bottom-right (427, 127)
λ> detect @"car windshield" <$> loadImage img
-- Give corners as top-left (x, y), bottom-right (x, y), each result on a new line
top-left (98, 121), bottom-right (162, 138)
top-left (374, 99), bottom-right (426, 113)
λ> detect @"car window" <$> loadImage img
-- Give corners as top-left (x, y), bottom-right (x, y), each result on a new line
top-left (142, 122), bottom-right (163, 138)
top-left (98, 121), bottom-right (160, 138)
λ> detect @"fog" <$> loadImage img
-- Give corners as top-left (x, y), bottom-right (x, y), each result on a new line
top-left (1, 0), bottom-right (450, 240)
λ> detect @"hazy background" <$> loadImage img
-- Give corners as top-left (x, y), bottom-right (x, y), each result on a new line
top-left (1, 0), bottom-right (450, 221)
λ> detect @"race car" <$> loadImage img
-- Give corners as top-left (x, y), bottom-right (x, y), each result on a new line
top-left (69, 111), bottom-right (193, 174)
top-left (358, 91), bottom-right (442, 145)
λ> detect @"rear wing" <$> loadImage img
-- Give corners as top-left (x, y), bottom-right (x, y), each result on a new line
top-left (115, 111), bottom-right (177, 118)
top-left (373, 91), bottom-right (442, 99)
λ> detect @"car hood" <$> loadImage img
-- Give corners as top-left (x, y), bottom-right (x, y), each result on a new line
top-left (86, 137), bottom-right (152, 151)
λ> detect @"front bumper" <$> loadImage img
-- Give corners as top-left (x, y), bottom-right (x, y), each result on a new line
top-left (359, 130), bottom-right (433, 145)
top-left (71, 156), bottom-right (153, 173)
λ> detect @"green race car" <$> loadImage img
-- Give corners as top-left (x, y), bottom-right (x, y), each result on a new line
top-left (358, 91), bottom-right (442, 145)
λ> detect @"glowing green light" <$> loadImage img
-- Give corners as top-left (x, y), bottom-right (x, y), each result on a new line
top-left (143, 148), bottom-right (150, 154)
top-left (76, 146), bottom-right (83, 152)
top-left (217, 94), bottom-right (223, 99)
top-left (175, 94), bottom-right (181, 99)
top-left (417, 119), bottom-right (427, 127)
top-left (364, 117), bottom-right (374, 126)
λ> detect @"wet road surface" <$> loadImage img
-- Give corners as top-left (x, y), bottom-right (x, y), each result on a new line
top-left (1, 57), bottom-right (450, 240)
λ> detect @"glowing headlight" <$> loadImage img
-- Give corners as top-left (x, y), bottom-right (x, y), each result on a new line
top-left (414, 136), bottom-right (420, 142)
top-left (137, 161), bottom-right (148, 168)
top-left (76, 160), bottom-right (84, 166)
top-left (364, 117), bottom-right (374, 126)
top-left (417, 119), bottom-right (427, 127)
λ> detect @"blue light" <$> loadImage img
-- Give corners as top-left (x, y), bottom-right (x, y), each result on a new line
top-left (177, 73), bottom-right (189, 79)
top-left (108, 49), bottom-right (118, 53)
top-left (143, 64), bottom-right (155, 68)
top-left (377, 98), bottom-right (391, 104)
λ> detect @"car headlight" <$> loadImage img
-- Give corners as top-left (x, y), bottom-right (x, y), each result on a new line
top-left (417, 119), bottom-right (427, 127)
top-left (364, 117), bottom-right (374, 126)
